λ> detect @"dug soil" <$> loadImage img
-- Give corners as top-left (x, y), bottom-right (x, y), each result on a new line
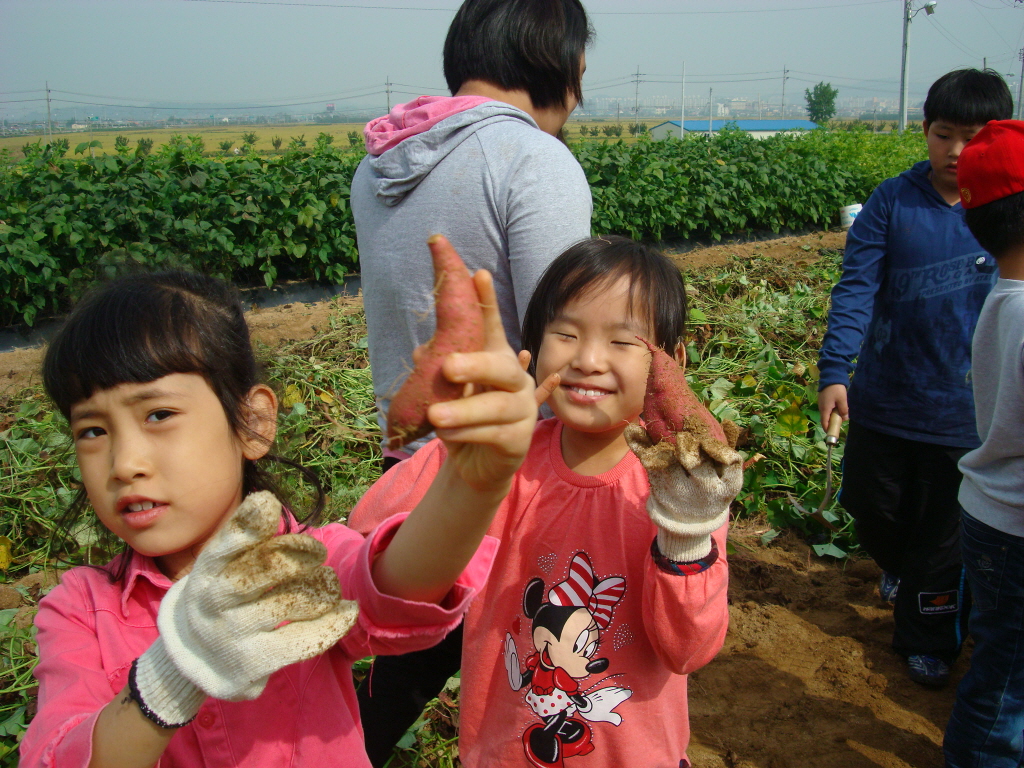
top-left (1, 229), bottom-right (961, 767)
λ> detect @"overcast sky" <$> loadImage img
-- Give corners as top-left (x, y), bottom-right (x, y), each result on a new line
top-left (3, 0), bottom-right (1024, 119)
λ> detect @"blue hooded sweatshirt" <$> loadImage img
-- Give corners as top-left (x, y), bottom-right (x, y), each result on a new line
top-left (818, 160), bottom-right (998, 448)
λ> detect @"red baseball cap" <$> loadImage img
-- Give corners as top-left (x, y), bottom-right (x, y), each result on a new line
top-left (958, 120), bottom-right (1024, 209)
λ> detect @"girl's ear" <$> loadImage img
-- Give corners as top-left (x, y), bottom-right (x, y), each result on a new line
top-left (673, 341), bottom-right (687, 368)
top-left (240, 384), bottom-right (278, 461)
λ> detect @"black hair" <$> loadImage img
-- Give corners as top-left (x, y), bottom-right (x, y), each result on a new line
top-left (520, 236), bottom-right (688, 377)
top-left (443, 0), bottom-right (593, 111)
top-left (965, 190), bottom-right (1024, 258)
top-left (42, 270), bottom-right (324, 580)
top-left (923, 69), bottom-right (1013, 126)
top-left (523, 577), bottom-right (578, 636)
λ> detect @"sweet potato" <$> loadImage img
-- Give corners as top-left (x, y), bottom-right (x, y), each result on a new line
top-left (387, 235), bottom-right (485, 449)
top-left (638, 337), bottom-right (726, 445)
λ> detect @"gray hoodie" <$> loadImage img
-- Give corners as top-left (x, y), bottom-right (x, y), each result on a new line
top-left (351, 101), bottom-right (592, 454)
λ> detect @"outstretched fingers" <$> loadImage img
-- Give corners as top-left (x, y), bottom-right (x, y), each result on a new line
top-left (222, 534), bottom-right (329, 599)
top-left (515, 349), bottom-right (559, 406)
top-left (473, 270), bottom-right (513, 355)
top-left (255, 583), bottom-right (360, 667)
top-left (203, 491), bottom-right (282, 566)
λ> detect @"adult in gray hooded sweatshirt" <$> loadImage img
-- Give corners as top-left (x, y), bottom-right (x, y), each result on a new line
top-left (350, 2), bottom-right (593, 765)
top-left (351, 0), bottom-right (593, 464)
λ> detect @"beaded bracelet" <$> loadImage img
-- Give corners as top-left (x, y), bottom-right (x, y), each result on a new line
top-left (127, 657), bottom-right (196, 730)
top-left (650, 536), bottom-right (719, 576)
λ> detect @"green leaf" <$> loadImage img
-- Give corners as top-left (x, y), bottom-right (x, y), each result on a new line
top-left (689, 307), bottom-right (708, 323)
top-left (812, 542), bottom-right (848, 559)
top-left (774, 403), bottom-right (807, 438)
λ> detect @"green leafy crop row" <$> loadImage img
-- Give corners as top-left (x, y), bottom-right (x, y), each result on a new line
top-left (578, 125), bottom-right (926, 242)
top-left (0, 138), bottom-right (362, 326)
top-left (0, 127), bottom-right (924, 327)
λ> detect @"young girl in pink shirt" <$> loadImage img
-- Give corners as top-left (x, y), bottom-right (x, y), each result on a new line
top-left (350, 236), bottom-right (742, 768)
top-left (21, 266), bottom-right (538, 768)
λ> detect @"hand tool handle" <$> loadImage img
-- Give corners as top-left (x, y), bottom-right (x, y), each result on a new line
top-left (825, 411), bottom-right (843, 446)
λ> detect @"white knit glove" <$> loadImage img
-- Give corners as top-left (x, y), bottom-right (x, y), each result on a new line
top-left (131, 491), bottom-right (359, 727)
top-left (625, 416), bottom-right (743, 562)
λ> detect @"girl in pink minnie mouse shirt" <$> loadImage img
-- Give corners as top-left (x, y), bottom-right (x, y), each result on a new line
top-left (351, 237), bottom-right (740, 768)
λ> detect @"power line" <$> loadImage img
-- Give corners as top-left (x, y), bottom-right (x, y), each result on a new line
top-left (179, 0), bottom-right (456, 10)
top-left (647, 70), bottom-right (778, 78)
top-left (646, 77), bottom-right (783, 85)
top-left (970, 0), bottom-right (1017, 52)
top-left (174, 0), bottom-right (891, 12)
top-left (929, 18), bottom-right (986, 60)
top-left (589, 0), bottom-right (890, 13)
top-left (390, 83), bottom-right (447, 93)
top-left (789, 70), bottom-right (900, 86)
top-left (46, 90), bottom-right (385, 111)
top-left (50, 84), bottom-right (381, 103)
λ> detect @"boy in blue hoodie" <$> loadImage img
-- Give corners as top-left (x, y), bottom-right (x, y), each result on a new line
top-left (817, 69), bottom-right (1012, 687)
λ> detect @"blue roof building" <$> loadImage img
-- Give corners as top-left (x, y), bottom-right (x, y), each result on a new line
top-left (650, 119), bottom-right (819, 140)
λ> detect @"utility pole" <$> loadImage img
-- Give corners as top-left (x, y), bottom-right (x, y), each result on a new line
top-left (899, 1), bottom-right (935, 132)
top-left (708, 87), bottom-right (713, 135)
top-left (758, 93), bottom-right (762, 120)
top-left (899, 1), bottom-right (911, 132)
top-left (679, 62), bottom-right (685, 139)
top-left (781, 66), bottom-right (788, 118)
top-left (632, 65), bottom-right (643, 120)
top-left (45, 81), bottom-right (52, 141)
top-left (385, 76), bottom-right (392, 113)
top-left (1018, 48), bottom-right (1024, 120)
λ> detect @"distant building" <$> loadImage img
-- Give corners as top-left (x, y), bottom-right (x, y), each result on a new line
top-left (650, 119), bottom-right (819, 140)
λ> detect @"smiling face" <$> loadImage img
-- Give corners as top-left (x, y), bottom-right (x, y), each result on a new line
top-left (70, 372), bottom-right (274, 579)
top-left (532, 607), bottom-right (602, 679)
top-left (924, 119), bottom-right (986, 201)
top-left (535, 275), bottom-right (654, 442)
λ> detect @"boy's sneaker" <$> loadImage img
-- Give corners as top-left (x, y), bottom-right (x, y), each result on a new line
top-left (907, 654), bottom-right (950, 687)
top-left (879, 572), bottom-right (900, 603)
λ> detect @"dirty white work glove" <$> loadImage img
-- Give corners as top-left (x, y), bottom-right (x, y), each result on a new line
top-left (131, 491), bottom-right (359, 728)
top-left (625, 416), bottom-right (743, 563)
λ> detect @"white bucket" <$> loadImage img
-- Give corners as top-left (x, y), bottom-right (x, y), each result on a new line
top-left (839, 203), bottom-right (863, 229)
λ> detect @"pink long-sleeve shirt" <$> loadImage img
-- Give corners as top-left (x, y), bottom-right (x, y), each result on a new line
top-left (349, 419), bottom-right (730, 768)
top-left (21, 513), bottom-right (497, 768)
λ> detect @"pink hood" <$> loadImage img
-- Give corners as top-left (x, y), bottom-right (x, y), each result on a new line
top-left (364, 95), bottom-right (494, 155)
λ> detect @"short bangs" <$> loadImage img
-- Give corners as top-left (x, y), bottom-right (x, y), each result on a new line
top-left (521, 237), bottom-right (687, 373)
top-left (44, 271), bottom-right (254, 422)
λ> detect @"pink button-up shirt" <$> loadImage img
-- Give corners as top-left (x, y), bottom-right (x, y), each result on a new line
top-left (21, 514), bottom-right (497, 768)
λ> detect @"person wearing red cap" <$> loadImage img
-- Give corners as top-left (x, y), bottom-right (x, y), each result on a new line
top-left (943, 119), bottom-right (1024, 768)
top-left (816, 69), bottom-right (1013, 688)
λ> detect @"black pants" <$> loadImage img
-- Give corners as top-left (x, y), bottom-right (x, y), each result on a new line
top-left (356, 624), bottom-right (464, 767)
top-left (839, 422), bottom-right (970, 664)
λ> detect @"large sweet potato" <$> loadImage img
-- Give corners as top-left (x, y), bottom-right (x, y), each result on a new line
top-left (638, 337), bottom-right (726, 444)
top-left (386, 235), bottom-right (485, 449)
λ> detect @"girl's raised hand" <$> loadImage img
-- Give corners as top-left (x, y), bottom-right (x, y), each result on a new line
top-left (426, 269), bottom-right (538, 493)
